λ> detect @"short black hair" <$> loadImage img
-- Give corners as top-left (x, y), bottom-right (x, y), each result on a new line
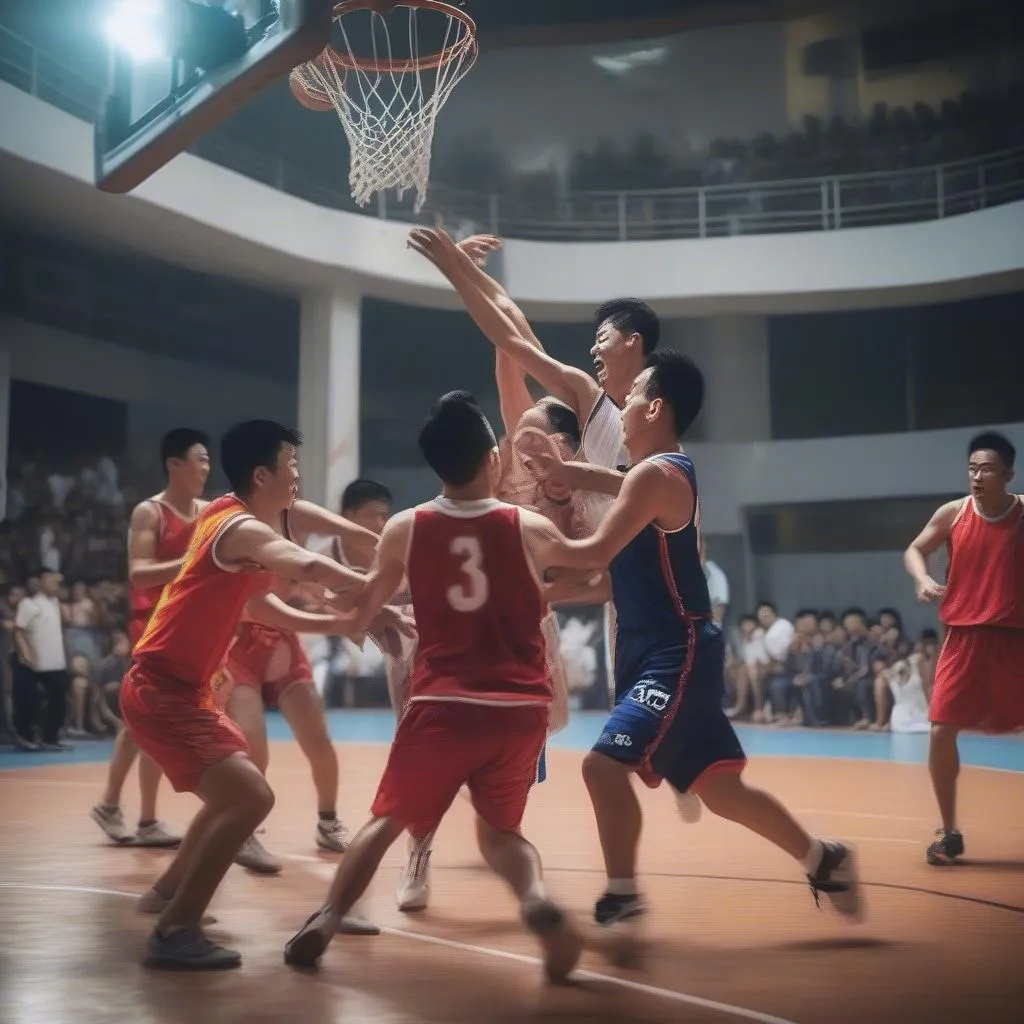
top-left (819, 609), bottom-right (836, 623)
top-left (538, 398), bottom-right (581, 448)
top-left (593, 298), bottom-right (660, 356)
top-left (341, 478), bottom-right (392, 513)
top-left (418, 391), bottom-right (496, 487)
top-left (841, 607), bottom-right (866, 622)
top-left (160, 428), bottom-right (210, 478)
top-left (642, 350), bottom-right (704, 438)
top-left (968, 431), bottom-right (1016, 468)
top-left (756, 601), bottom-right (776, 614)
top-left (795, 608), bottom-right (818, 622)
top-left (220, 420), bottom-right (302, 496)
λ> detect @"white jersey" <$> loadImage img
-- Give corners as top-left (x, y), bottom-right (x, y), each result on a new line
top-left (578, 392), bottom-right (629, 534)
top-left (577, 391), bottom-right (628, 704)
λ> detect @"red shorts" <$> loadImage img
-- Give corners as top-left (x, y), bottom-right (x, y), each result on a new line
top-left (221, 623), bottom-right (314, 709)
top-left (930, 626), bottom-right (1024, 732)
top-left (371, 701), bottom-right (549, 837)
top-left (120, 663), bottom-right (250, 793)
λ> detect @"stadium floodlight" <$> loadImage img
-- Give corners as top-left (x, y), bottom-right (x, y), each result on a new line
top-left (105, 0), bottom-right (249, 71)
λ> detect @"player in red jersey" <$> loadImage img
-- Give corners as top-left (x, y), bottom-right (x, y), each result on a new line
top-left (285, 392), bottom-right (585, 982)
top-left (121, 420), bottom-right (395, 970)
top-left (216, 500), bottom-right (379, 872)
top-left (91, 428), bottom-right (210, 847)
top-left (904, 430), bottom-right (1024, 865)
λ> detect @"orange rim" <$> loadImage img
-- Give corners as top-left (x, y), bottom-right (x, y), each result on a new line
top-left (323, 0), bottom-right (477, 74)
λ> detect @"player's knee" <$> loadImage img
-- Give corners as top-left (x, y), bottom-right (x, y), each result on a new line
top-left (929, 722), bottom-right (959, 747)
top-left (692, 770), bottom-right (744, 817)
top-left (582, 749), bottom-right (627, 790)
top-left (236, 771), bottom-right (275, 822)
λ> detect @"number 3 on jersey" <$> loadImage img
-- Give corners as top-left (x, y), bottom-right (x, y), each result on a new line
top-left (446, 536), bottom-right (489, 612)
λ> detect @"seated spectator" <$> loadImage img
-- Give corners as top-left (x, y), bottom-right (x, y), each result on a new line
top-left (887, 654), bottom-right (931, 734)
top-left (766, 609), bottom-right (818, 726)
top-left (97, 630), bottom-right (131, 721)
top-left (726, 614), bottom-right (767, 720)
top-left (757, 601), bottom-right (795, 721)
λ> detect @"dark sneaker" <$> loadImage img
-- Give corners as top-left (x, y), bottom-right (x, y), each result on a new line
top-left (522, 899), bottom-right (583, 983)
top-left (594, 891), bottom-right (645, 926)
top-left (284, 904), bottom-right (339, 968)
top-left (143, 928), bottom-right (241, 970)
top-left (927, 829), bottom-right (965, 866)
top-left (807, 841), bottom-right (863, 920)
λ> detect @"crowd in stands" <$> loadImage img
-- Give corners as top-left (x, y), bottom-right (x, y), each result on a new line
top-left (725, 603), bottom-right (936, 734)
top-left (438, 87), bottom-right (1024, 198)
top-left (2, 450), bottom-right (939, 749)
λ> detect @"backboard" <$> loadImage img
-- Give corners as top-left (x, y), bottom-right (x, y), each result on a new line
top-left (95, 0), bottom-right (332, 193)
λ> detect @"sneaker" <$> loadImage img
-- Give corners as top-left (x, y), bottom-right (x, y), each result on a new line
top-left (807, 841), bottom-right (863, 920)
top-left (315, 818), bottom-right (349, 853)
top-left (91, 805), bottom-right (135, 844)
top-left (522, 899), bottom-right (583, 983)
top-left (397, 836), bottom-right (432, 912)
top-left (144, 927), bottom-right (241, 970)
top-left (926, 828), bottom-right (965, 866)
top-left (594, 891), bottom-right (645, 926)
top-left (234, 834), bottom-right (282, 874)
top-left (675, 789), bottom-right (703, 824)
top-left (284, 904), bottom-right (339, 967)
top-left (134, 821), bottom-right (182, 848)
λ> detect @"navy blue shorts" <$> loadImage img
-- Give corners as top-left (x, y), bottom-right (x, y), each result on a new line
top-left (593, 623), bottom-right (746, 794)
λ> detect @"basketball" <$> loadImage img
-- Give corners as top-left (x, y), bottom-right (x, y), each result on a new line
top-left (289, 67), bottom-right (333, 112)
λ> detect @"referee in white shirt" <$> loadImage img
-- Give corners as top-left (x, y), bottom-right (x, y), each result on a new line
top-left (13, 570), bottom-right (71, 751)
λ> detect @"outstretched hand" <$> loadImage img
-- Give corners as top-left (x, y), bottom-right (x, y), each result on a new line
top-left (407, 227), bottom-right (462, 273)
top-left (513, 426), bottom-right (567, 483)
top-left (457, 233), bottom-right (502, 268)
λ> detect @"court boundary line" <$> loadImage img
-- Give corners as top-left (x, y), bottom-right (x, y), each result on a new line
top-left (0, 881), bottom-right (798, 1024)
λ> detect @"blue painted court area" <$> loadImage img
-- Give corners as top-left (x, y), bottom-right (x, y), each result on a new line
top-left (2, 710), bottom-right (1022, 773)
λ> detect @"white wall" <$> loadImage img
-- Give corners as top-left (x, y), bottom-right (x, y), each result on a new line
top-left (754, 552), bottom-right (942, 637)
top-left (686, 422), bottom-right (1024, 534)
top-left (1, 317), bottom-right (296, 482)
top-left (3, 83), bottom-right (1023, 317)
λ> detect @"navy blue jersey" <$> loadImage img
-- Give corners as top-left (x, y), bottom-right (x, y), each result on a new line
top-left (608, 451), bottom-right (711, 633)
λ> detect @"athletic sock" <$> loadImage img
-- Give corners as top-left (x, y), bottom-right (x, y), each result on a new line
top-left (801, 838), bottom-right (825, 876)
top-left (606, 878), bottom-right (639, 897)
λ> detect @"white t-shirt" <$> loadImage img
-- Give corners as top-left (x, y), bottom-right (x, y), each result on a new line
top-left (704, 560), bottom-right (729, 610)
top-left (15, 594), bottom-right (67, 672)
top-left (762, 617), bottom-right (795, 663)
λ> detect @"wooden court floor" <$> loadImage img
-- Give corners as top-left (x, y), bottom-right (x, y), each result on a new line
top-left (1, 743), bottom-right (1022, 1024)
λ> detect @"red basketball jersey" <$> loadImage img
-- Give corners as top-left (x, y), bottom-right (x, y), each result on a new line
top-left (940, 495), bottom-right (1024, 629)
top-left (129, 497), bottom-right (202, 645)
top-left (134, 494), bottom-right (272, 693)
top-left (405, 497), bottom-right (550, 706)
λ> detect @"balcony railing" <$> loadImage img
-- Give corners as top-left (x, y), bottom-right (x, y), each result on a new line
top-left (3, 24), bottom-right (1024, 242)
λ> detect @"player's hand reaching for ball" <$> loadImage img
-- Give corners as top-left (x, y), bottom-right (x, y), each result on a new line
top-left (914, 576), bottom-right (946, 603)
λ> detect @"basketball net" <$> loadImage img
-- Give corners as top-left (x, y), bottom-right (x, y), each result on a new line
top-left (290, 1), bottom-right (477, 212)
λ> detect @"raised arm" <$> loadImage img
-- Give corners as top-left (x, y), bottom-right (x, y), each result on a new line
top-left (216, 517), bottom-right (366, 594)
top-left (288, 499), bottom-right (378, 567)
top-left (128, 501), bottom-right (191, 589)
top-left (349, 510), bottom-right (414, 635)
top-left (408, 228), bottom-right (599, 421)
top-left (904, 499), bottom-right (961, 603)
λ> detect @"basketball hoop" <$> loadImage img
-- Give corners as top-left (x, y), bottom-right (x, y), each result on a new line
top-left (289, 0), bottom-right (477, 212)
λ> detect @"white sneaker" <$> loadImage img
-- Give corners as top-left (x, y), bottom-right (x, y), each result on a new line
top-left (397, 835), bottom-right (432, 912)
top-left (675, 789), bottom-right (703, 824)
